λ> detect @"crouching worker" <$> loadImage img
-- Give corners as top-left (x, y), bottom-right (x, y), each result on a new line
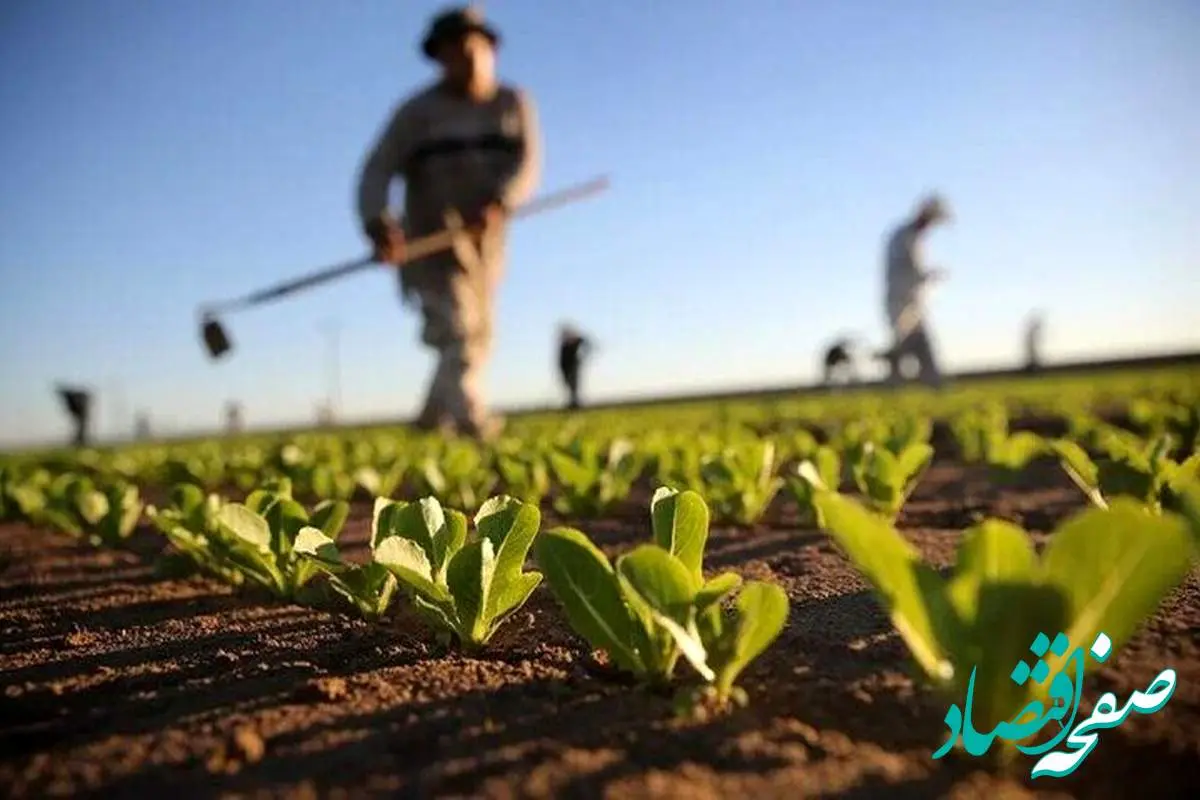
top-left (356, 6), bottom-right (542, 440)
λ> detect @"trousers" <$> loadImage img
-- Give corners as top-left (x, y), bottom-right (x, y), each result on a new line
top-left (884, 321), bottom-right (943, 387)
top-left (411, 268), bottom-right (494, 431)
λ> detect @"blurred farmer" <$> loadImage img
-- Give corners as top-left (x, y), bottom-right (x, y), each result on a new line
top-left (879, 195), bottom-right (951, 388)
top-left (356, 6), bottom-right (542, 440)
top-left (821, 336), bottom-right (859, 386)
top-left (55, 385), bottom-right (92, 447)
top-left (558, 323), bottom-right (593, 410)
top-left (1024, 311), bottom-right (1045, 372)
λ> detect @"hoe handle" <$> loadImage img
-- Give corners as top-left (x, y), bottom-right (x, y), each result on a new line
top-left (205, 175), bottom-right (610, 315)
top-left (401, 174), bottom-right (611, 262)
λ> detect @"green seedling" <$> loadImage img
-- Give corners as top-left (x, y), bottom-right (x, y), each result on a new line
top-left (951, 403), bottom-right (1008, 464)
top-left (0, 466), bottom-right (51, 522)
top-left (162, 443), bottom-right (228, 491)
top-left (693, 440), bottom-right (785, 525)
top-left (1050, 434), bottom-right (1199, 514)
top-left (801, 467), bottom-right (1199, 764)
top-left (535, 487), bottom-right (788, 706)
top-left (418, 441), bottom-right (499, 513)
top-left (847, 440), bottom-right (934, 520)
top-left (984, 431), bottom-right (1047, 485)
top-left (775, 426), bottom-right (821, 463)
top-left (547, 437), bottom-right (644, 517)
top-left (785, 445), bottom-right (841, 527)
top-left (175, 480), bottom-right (350, 599)
top-left (37, 474), bottom-right (144, 548)
top-left (146, 483), bottom-right (243, 583)
top-left (496, 450), bottom-right (552, 505)
top-left (354, 457), bottom-right (409, 500)
top-left (292, 502), bottom-right (402, 620)
top-left (372, 494), bottom-right (543, 649)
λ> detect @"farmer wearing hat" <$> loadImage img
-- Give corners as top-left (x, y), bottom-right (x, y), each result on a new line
top-left (356, 6), bottom-right (542, 439)
top-left (879, 194), bottom-right (951, 387)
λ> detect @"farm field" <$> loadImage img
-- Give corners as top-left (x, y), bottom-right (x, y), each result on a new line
top-left (2, 363), bottom-right (1200, 798)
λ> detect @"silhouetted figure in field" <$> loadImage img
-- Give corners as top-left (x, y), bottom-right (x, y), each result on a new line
top-left (316, 401), bottom-right (335, 427)
top-left (558, 324), bottom-right (593, 410)
top-left (879, 194), bottom-right (951, 388)
top-left (822, 337), bottom-right (860, 386)
top-left (225, 401), bottom-right (243, 434)
top-left (56, 385), bottom-right (92, 447)
top-left (1024, 312), bottom-right (1045, 372)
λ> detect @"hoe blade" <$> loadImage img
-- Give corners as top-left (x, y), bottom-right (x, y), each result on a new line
top-left (202, 315), bottom-right (232, 359)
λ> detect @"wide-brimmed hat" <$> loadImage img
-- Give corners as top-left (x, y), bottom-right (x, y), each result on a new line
top-left (421, 6), bottom-right (500, 60)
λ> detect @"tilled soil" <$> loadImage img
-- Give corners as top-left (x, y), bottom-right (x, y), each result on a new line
top-left (1, 458), bottom-right (1198, 799)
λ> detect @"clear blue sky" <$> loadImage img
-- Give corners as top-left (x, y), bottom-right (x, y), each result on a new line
top-left (1, 0), bottom-right (1197, 447)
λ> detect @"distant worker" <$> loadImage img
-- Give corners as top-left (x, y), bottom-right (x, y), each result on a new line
top-left (879, 194), bottom-right (951, 388)
top-left (558, 324), bottom-right (593, 409)
top-left (225, 401), bottom-right (243, 434)
top-left (821, 336), bottom-right (859, 386)
top-left (356, 6), bottom-right (542, 440)
top-left (316, 401), bottom-right (334, 427)
top-left (55, 385), bottom-right (92, 447)
top-left (134, 412), bottom-right (152, 441)
top-left (1024, 311), bottom-right (1045, 372)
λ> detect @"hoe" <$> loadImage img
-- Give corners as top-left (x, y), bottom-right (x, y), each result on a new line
top-left (198, 175), bottom-right (610, 360)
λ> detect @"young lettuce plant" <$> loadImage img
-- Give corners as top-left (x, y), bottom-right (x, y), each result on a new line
top-left (984, 431), bottom-right (1047, 486)
top-left (354, 456), bottom-right (409, 500)
top-left (847, 440), bottom-right (934, 520)
top-left (37, 474), bottom-right (144, 548)
top-left (310, 464), bottom-right (358, 502)
top-left (655, 439), bottom-right (711, 494)
top-left (0, 466), bottom-right (50, 523)
top-left (495, 449), bottom-right (552, 505)
top-left (418, 441), bottom-right (498, 513)
top-left (884, 413), bottom-right (934, 456)
top-left (207, 481), bottom-right (350, 600)
top-left (799, 463), bottom-right (1199, 764)
top-left (162, 445), bottom-right (228, 492)
top-left (547, 437), bottom-right (644, 517)
top-left (785, 445), bottom-right (841, 528)
top-left (1049, 435), bottom-right (1198, 514)
top-left (291, 497), bottom-right (403, 620)
top-left (267, 441), bottom-right (356, 502)
top-left (534, 487), bottom-right (789, 708)
top-left (1129, 397), bottom-right (1200, 452)
top-left (146, 483), bottom-right (244, 584)
top-left (775, 426), bottom-right (820, 464)
top-left (695, 439), bottom-right (785, 525)
top-left (950, 404), bottom-right (1007, 464)
top-left (372, 494), bottom-right (543, 649)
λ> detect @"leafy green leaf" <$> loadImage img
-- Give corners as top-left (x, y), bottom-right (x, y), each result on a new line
top-left (812, 491), bottom-right (954, 681)
top-left (218, 504), bottom-right (272, 553)
top-left (310, 500), bottom-right (349, 541)
top-left (376, 535), bottom-right (452, 604)
top-left (1037, 499), bottom-right (1197, 682)
top-left (534, 527), bottom-right (644, 675)
top-left (293, 525), bottom-right (344, 568)
top-left (707, 581), bottom-right (789, 698)
top-left (649, 487), bottom-right (710, 584)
